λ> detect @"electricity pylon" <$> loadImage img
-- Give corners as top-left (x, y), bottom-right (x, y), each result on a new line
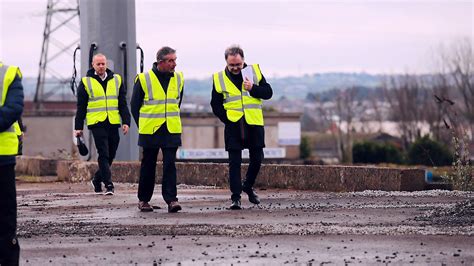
top-left (34, 0), bottom-right (80, 108)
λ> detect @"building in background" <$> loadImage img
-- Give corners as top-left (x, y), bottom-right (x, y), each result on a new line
top-left (21, 102), bottom-right (302, 161)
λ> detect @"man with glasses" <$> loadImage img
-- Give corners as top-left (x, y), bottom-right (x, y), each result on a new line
top-left (74, 53), bottom-right (131, 195)
top-left (131, 46), bottom-right (184, 213)
top-left (211, 45), bottom-right (273, 210)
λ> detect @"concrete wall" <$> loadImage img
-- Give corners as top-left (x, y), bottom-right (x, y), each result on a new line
top-left (15, 157), bottom-right (426, 192)
top-left (22, 111), bottom-right (76, 158)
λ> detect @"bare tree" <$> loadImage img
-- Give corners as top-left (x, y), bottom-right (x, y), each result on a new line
top-left (383, 74), bottom-right (427, 150)
top-left (439, 38), bottom-right (474, 136)
top-left (335, 87), bottom-right (358, 163)
top-left (317, 97), bottom-right (334, 130)
top-left (429, 73), bottom-right (454, 143)
top-left (368, 88), bottom-right (384, 133)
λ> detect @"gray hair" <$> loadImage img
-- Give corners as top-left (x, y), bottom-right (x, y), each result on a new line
top-left (224, 45), bottom-right (244, 60)
top-left (92, 53), bottom-right (107, 61)
top-left (156, 46), bottom-right (176, 62)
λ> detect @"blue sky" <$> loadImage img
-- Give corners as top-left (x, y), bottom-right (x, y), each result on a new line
top-left (1, 0), bottom-right (472, 79)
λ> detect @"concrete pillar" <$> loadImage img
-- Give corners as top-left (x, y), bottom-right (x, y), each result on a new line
top-left (79, 0), bottom-right (138, 161)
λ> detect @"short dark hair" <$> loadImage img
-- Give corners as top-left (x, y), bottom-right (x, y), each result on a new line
top-left (225, 45), bottom-right (244, 60)
top-left (156, 46), bottom-right (176, 62)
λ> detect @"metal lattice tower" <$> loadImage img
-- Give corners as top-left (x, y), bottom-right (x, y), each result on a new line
top-left (34, 0), bottom-right (80, 108)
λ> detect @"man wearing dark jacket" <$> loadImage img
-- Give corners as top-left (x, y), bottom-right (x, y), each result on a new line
top-left (74, 53), bottom-right (131, 195)
top-left (0, 62), bottom-right (24, 265)
top-left (211, 45), bottom-right (273, 210)
top-left (131, 46), bottom-right (184, 213)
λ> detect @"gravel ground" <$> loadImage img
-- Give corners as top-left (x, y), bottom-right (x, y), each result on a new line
top-left (16, 182), bottom-right (473, 265)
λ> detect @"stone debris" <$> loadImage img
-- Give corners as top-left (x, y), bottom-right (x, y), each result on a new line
top-left (415, 199), bottom-right (474, 226)
top-left (16, 182), bottom-right (473, 264)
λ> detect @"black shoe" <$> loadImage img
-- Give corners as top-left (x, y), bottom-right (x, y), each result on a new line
top-left (105, 185), bottom-right (114, 196)
top-left (243, 187), bottom-right (260, 204)
top-left (229, 200), bottom-right (242, 210)
top-left (91, 180), bottom-right (102, 194)
top-left (168, 201), bottom-right (182, 213)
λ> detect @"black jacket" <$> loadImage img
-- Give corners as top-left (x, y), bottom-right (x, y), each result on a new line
top-left (74, 68), bottom-right (131, 130)
top-left (0, 74), bottom-right (24, 166)
top-left (131, 63), bottom-right (184, 148)
top-left (211, 65), bottom-right (273, 151)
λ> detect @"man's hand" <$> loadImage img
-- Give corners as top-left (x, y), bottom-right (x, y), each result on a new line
top-left (243, 77), bottom-right (253, 91)
top-left (122, 124), bottom-right (129, 135)
top-left (74, 130), bottom-right (83, 137)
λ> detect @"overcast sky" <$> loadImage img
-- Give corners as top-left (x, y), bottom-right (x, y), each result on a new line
top-left (0, 0), bottom-right (472, 79)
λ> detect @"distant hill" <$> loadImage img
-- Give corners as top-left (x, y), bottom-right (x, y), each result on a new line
top-left (180, 73), bottom-right (385, 100)
top-left (268, 72), bottom-right (384, 100)
top-left (21, 72), bottom-right (430, 101)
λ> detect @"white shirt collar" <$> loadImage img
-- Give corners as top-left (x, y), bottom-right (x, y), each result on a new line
top-left (94, 71), bottom-right (108, 81)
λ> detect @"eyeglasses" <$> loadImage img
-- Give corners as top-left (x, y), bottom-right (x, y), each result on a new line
top-left (161, 58), bottom-right (176, 64)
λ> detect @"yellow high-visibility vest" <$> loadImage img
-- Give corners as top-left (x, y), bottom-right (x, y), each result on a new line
top-left (82, 74), bottom-right (122, 126)
top-left (0, 63), bottom-right (21, 155)
top-left (213, 64), bottom-right (264, 126)
top-left (137, 71), bottom-right (184, 134)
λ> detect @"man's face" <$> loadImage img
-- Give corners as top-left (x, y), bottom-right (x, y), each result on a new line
top-left (226, 54), bottom-right (244, 75)
top-left (158, 53), bottom-right (177, 73)
top-left (92, 56), bottom-right (107, 76)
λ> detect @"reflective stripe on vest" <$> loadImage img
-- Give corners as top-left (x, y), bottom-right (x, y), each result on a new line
top-left (82, 74), bottom-right (122, 126)
top-left (213, 64), bottom-right (264, 126)
top-left (138, 71), bottom-right (184, 134)
top-left (0, 64), bottom-right (21, 155)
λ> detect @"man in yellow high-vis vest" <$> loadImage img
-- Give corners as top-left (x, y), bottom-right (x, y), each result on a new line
top-left (0, 62), bottom-right (23, 265)
top-left (131, 46), bottom-right (184, 213)
top-left (211, 45), bottom-right (273, 210)
top-left (74, 54), bottom-right (131, 195)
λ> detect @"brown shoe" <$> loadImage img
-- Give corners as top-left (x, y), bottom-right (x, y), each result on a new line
top-left (168, 201), bottom-right (182, 213)
top-left (138, 201), bottom-right (153, 212)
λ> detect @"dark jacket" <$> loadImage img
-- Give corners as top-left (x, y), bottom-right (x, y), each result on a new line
top-left (74, 68), bottom-right (131, 130)
top-left (131, 63), bottom-right (184, 148)
top-left (0, 75), bottom-right (24, 166)
top-left (211, 65), bottom-right (273, 151)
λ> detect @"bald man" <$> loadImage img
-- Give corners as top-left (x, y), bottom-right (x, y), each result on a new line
top-left (74, 53), bottom-right (131, 195)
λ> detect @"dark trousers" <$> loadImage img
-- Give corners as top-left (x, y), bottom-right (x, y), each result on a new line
top-left (91, 127), bottom-right (120, 187)
top-left (228, 148), bottom-right (264, 201)
top-left (0, 164), bottom-right (20, 266)
top-left (138, 147), bottom-right (178, 204)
